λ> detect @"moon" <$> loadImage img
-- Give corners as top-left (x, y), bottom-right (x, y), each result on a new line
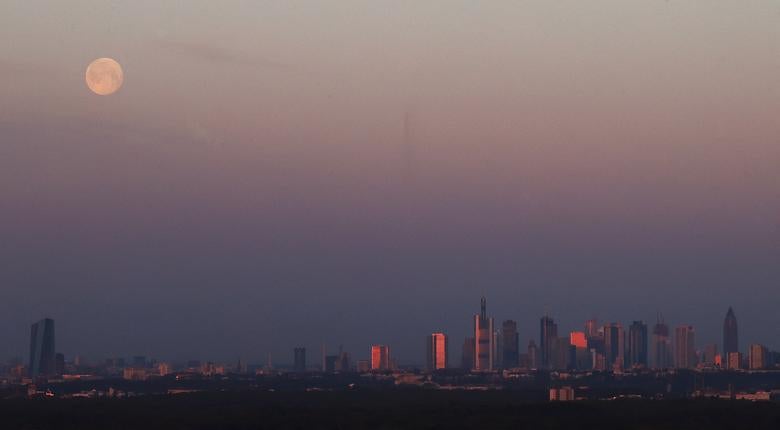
top-left (85, 58), bottom-right (123, 96)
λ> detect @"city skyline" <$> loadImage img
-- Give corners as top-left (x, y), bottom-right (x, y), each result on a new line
top-left (13, 302), bottom-right (774, 370)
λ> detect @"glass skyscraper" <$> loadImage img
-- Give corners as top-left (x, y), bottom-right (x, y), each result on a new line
top-left (29, 318), bottom-right (56, 378)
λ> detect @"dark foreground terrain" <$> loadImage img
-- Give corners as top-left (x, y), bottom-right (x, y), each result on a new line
top-left (2, 390), bottom-right (780, 430)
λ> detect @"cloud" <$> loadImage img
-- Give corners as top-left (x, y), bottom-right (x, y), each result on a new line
top-left (157, 39), bottom-right (291, 71)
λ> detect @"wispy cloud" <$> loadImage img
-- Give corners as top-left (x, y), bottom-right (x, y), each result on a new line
top-left (157, 39), bottom-right (291, 71)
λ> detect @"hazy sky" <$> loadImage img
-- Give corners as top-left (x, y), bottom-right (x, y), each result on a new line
top-left (1, 1), bottom-right (779, 365)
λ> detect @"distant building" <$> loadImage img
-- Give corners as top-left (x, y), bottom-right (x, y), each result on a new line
top-left (370, 345), bottom-right (390, 371)
top-left (158, 362), bottom-right (172, 376)
top-left (426, 332), bottom-right (448, 371)
top-left (29, 318), bottom-right (56, 378)
top-left (356, 359), bottom-right (371, 373)
top-left (627, 321), bottom-right (648, 368)
top-left (552, 337), bottom-right (575, 370)
top-left (123, 367), bottom-right (148, 381)
top-left (569, 331), bottom-right (587, 349)
top-left (502, 321), bottom-right (519, 369)
top-left (540, 315), bottom-right (558, 369)
top-left (727, 352), bottom-right (742, 370)
top-left (325, 355), bottom-right (339, 373)
top-left (674, 325), bottom-right (696, 369)
top-left (570, 332), bottom-right (590, 370)
top-left (702, 344), bottom-right (718, 366)
top-left (603, 323), bottom-right (624, 371)
top-left (461, 337), bottom-right (475, 370)
top-left (527, 340), bottom-right (539, 369)
top-left (549, 386), bottom-right (575, 401)
top-left (584, 319), bottom-right (600, 340)
top-left (749, 344), bottom-right (768, 370)
top-left (473, 297), bottom-right (494, 371)
top-left (723, 307), bottom-right (739, 357)
top-left (293, 347), bottom-right (306, 372)
top-left (650, 316), bottom-right (672, 369)
top-left (54, 353), bottom-right (65, 376)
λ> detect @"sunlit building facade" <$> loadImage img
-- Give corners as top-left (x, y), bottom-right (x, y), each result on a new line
top-left (473, 297), bottom-right (494, 371)
top-left (370, 345), bottom-right (390, 371)
top-left (426, 332), bottom-right (448, 371)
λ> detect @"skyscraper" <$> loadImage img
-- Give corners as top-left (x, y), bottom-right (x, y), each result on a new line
top-left (473, 297), bottom-right (494, 371)
top-left (426, 332), bottom-right (448, 371)
top-left (650, 315), bottom-right (672, 369)
top-left (293, 347), bottom-right (306, 372)
top-left (29, 318), bottom-right (56, 378)
top-left (723, 307), bottom-right (738, 357)
top-left (603, 323), bottom-right (624, 370)
top-left (627, 321), bottom-right (648, 368)
top-left (674, 325), bottom-right (696, 369)
top-left (461, 337), bottom-right (475, 370)
top-left (749, 344), bottom-right (768, 370)
top-left (540, 315), bottom-right (558, 369)
top-left (370, 345), bottom-right (390, 371)
top-left (501, 320), bottom-right (519, 369)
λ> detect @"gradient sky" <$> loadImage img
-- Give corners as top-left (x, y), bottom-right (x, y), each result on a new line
top-left (1, 1), bottom-right (779, 365)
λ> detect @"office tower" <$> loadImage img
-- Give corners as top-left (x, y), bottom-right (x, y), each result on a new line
top-left (723, 307), bottom-right (739, 357)
top-left (370, 345), bottom-right (390, 371)
top-left (337, 350), bottom-right (351, 372)
top-left (584, 319), bottom-right (600, 339)
top-left (293, 347), bottom-right (306, 372)
top-left (54, 353), bottom-right (65, 375)
top-left (540, 315), bottom-right (558, 369)
top-left (552, 337), bottom-right (575, 370)
top-left (527, 340), bottom-right (539, 369)
top-left (502, 321), bottom-right (519, 369)
top-left (627, 321), bottom-right (648, 368)
top-left (426, 332), bottom-right (448, 371)
top-left (603, 323), bottom-right (624, 370)
top-left (29, 318), bottom-right (55, 378)
top-left (749, 344), bottom-right (768, 370)
top-left (674, 325), bottom-right (696, 369)
top-left (727, 352), bottom-right (742, 370)
top-left (461, 337), bottom-right (475, 370)
top-left (650, 316), bottom-right (672, 369)
top-left (473, 297), bottom-right (494, 371)
top-left (356, 360), bottom-right (370, 373)
top-left (702, 344), bottom-right (718, 366)
top-left (570, 332), bottom-right (590, 370)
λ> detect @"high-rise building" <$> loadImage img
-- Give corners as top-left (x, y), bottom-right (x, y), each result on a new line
top-left (552, 337), bottom-right (575, 370)
top-left (527, 340), bottom-right (539, 369)
top-left (674, 325), bottom-right (696, 369)
top-left (293, 347), bottom-right (306, 372)
top-left (650, 316), bottom-right (672, 369)
top-left (570, 331), bottom-right (590, 370)
top-left (540, 315), bottom-right (558, 369)
top-left (370, 345), bottom-right (390, 371)
top-left (29, 318), bottom-right (56, 378)
top-left (603, 323), bottom-right (624, 370)
top-left (627, 321), bottom-right (648, 368)
top-left (702, 344), bottom-right (718, 366)
top-left (473, 297), bottom-right (494, 371)
top-left (749, 344), bottom-right (768, 370)
top-left (501, 321), bottom-right (519, 369)
top-left (461, 337), bottom-right (475, 370)
top-left (723, 307), bottom-right (739, 357)
top-left (727, 351), bottom-right (742, 370)
top-left (584, 319), bottom-right (600, 340)
top-left (426, 332), bottom-right (448, 371)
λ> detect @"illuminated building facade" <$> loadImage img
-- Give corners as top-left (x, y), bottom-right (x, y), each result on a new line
top-left (370, 345), bottom-right (390, 371)
top-left (473, 297), bottom-right (494, 371)
top-left (426, 332), bottom-right (448, 371)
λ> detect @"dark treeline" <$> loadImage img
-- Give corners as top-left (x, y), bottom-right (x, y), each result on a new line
top-left (2, 390), bottom-right (780, 430)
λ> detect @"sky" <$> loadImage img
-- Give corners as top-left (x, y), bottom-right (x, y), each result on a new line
top-left (1, 1), bottom-right (779, 365)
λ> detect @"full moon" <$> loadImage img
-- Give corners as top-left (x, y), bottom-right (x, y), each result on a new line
top-left (85, 58), bottom-right (123, 95)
